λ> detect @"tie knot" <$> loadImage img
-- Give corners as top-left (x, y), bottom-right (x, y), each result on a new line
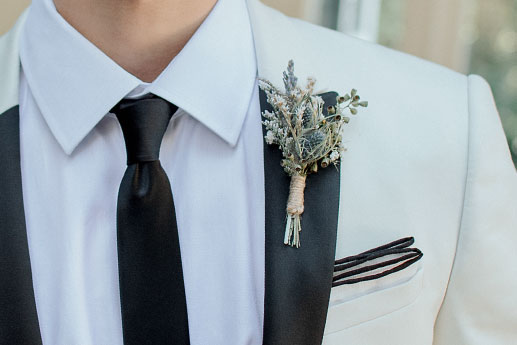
top-left (112, 96), bottom-right (177, 165)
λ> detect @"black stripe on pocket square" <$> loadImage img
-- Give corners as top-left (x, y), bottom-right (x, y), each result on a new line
top-left (332, 237), bottom-right (423, 287)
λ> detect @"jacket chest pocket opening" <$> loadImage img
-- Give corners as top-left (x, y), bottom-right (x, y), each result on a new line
top-left (324, 261), bottom-right (424, 335)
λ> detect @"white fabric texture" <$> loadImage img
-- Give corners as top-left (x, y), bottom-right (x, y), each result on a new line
top-left (244, 1), bottom-right (517, 343)
top-left (18, 0), bottom-right (264, 344)
top-left (433, 75), bottom-right (517, 344)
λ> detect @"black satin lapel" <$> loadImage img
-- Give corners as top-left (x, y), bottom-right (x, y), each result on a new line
top-left (0, 106), bottom-right (43, 344)
top-left (261, 90), bottom-right (340, 345)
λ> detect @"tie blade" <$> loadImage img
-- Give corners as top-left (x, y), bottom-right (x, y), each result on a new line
top-left (114, 96), bottom-right (189, 343)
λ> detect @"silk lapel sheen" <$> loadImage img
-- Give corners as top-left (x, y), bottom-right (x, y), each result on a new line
top-left (0, 106), bottom-right (43, 344)
top-left (261, 90), bottom-right (340, 345)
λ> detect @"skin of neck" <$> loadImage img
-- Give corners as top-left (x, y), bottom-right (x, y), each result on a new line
top-left (54, 0), bottom-right (218, 82)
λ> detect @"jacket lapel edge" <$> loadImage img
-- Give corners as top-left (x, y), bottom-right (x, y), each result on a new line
top-left (261, 90), bottom-right (340, 345)
top-left (0, 106), bottom-right (43, 344)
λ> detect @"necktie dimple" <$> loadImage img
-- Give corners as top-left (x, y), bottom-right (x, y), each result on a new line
top-left (112, 95), bottom-right (190, 345)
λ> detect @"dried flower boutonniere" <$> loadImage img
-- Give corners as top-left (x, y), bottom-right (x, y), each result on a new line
top-left (259, 60), bottom-right (368, 248)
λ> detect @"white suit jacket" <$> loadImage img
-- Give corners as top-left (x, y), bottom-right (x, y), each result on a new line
top-left (0, 1), bottom-right (516, 344)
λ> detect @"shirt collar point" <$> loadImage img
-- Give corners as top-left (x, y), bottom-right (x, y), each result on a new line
top-left (189, 109), bottom-right (246, 148)
top-left (61, 141), bottom-right (79, 156)
top-left (46, 122), bottom-right (83, 156)
top-left (40, 99), bottom-right (123, 156)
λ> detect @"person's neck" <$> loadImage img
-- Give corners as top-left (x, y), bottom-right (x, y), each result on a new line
top-left (54, 0), bottom-right (217, 82)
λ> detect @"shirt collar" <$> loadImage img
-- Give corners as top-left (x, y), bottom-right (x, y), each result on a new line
top-left (20, 0), bottom-right (257, 155)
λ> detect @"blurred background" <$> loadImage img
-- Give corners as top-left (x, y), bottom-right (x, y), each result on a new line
top-left (2, 0), bottom-right (516, 166)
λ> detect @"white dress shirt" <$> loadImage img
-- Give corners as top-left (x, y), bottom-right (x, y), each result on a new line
top-left (19, 0), bottom-right (265, 344)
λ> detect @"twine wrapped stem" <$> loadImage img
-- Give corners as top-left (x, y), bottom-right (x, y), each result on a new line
top-left (285, 174), bottom-right (307, 247)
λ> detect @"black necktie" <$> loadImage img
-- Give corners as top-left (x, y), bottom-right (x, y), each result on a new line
top-left (112, 95), bottom-right (190, 345)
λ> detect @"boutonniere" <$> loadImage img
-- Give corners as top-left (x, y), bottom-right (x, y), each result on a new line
top-left (259, 60), bottom-right (368, 248)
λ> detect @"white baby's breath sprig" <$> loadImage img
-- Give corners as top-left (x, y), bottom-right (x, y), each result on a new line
top-left (259, 60), bottom-right (368, 248)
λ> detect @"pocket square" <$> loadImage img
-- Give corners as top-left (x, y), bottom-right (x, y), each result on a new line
top-left (332, 237), bottom-right (423, 287)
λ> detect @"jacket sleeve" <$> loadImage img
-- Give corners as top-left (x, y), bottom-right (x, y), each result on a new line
top-left (433, 75), bottom-right (517, 344)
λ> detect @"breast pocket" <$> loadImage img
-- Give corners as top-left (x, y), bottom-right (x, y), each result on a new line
top-left (324, 260), bottom-right (424, 335)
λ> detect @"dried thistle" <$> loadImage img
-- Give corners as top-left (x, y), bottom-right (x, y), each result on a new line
top-left (259, 60), bottom-right (367, 247)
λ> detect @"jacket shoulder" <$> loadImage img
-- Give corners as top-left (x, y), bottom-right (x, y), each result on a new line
top-left (0, 10), bottom-right (27, 114)
top-left (286, 14), bottom-right (467, 91)
top-left (253, 2), bottom-right (471, 171)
